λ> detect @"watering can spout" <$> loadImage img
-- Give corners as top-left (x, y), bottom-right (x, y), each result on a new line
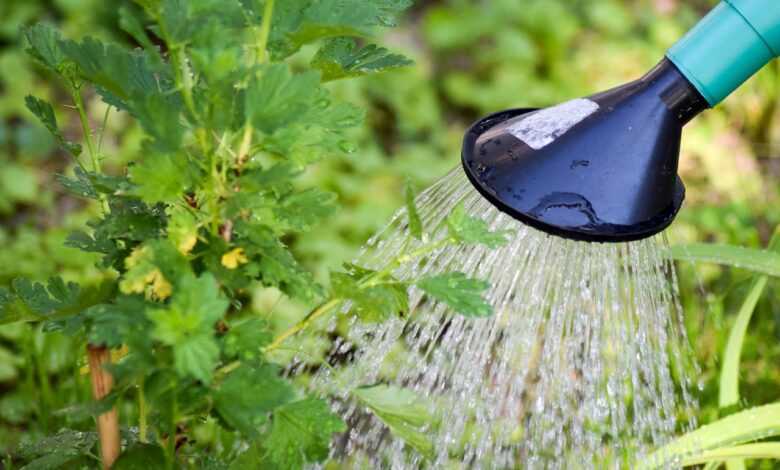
top-left (462, 0), bottom-right (780, 243)
top-left (667, 0), bottom-right (780, 107)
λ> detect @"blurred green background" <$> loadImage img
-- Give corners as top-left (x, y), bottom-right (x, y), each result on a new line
top-left (1, 0), bottom-right (778, 458)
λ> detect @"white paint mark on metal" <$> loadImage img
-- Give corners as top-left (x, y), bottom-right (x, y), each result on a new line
top-left (507, 98), bottom-right (599, 150)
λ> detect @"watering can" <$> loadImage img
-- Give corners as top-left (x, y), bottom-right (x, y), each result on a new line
top-left (462, 0), bottom-right (780, 242)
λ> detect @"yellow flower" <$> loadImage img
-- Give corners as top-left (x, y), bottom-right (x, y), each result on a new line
top-left (221, 247), bottom-right (249, 269)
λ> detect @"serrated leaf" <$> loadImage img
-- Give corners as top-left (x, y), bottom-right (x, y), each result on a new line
top-left (446, 202), bottom-right (511, 248)
top-left (25, 95), bottom-right (82, 156)
top-left (331, 265), bottom-right (409, 323)
top-left (353, 384), bottom-right (434, 459)
top-left (146, 273), bottom-right (228, 384)
top-left (265, 398), bottom-right (346, 469)
top-left (312, 37), bottom-right (413, 81)
top-left (118, 6), bottom-right (163, 65)
top-left (16, 428), bottom-right (98, 462)
top-left (12, 277), bottom-right (80, 316)
top-left (23, 23), bottom-right (67, 73)
top-left (55, 35), bottom-right (183, 150)
top-left (241, 224), bottom-right (324, 301)
top-left (56, 167), bottom-right (97, 199)
top-left (417, 272), bottom-right (493, 317)
top-left (113, 443), bottom-right (166, 469)
top-left (404, 180), bottom-right (422, 239)
top-left (130, 153), bottom-right (195, 204)
top-left (238, 162), bottom-right (300, 197)
top-left (58, 36), bottom-right (162, 107)
top-left (83, 296), bottom-right (148, 349)
top-left (223, 317), bottom-right (274, 361)
top-left (245, 64), bottom-right (321, 134)
top-left (215, 363), bottom-right (293, 437)
top-left (274, 188), bottom-right (337, 232)
top-left (266, 0), bottom-right (413, 59)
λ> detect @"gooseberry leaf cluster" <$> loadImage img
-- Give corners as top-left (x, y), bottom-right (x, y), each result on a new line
top-left (0, 0), bottom-right (510, 467)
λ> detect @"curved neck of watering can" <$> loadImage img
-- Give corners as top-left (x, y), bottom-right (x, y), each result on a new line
top-left (637, 58), bottom-right (710, 125)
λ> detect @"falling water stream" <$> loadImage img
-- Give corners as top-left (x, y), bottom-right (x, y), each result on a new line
top-left (302, 168), bottom-right (699, 469)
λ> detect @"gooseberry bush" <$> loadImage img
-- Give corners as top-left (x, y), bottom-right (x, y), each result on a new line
top-left (0, 0), bottom-right (509, 467)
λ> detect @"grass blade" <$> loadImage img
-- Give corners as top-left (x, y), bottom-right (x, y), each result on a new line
top-left (718, 228), bottom-right (780, 470)
top-left (638, 403), bottom-right (780, 469)
top-left (668, 243), bottom-right (780, 277)
top-left (682, 443), bottom-right (780, 466)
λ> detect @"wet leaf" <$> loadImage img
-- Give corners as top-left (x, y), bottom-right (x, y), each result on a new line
top-left (446, 202), bottom-right (511, 248)
top-left (404, 180), bottom-right (423, 239)
top-left (417, 272), bottom-right (492, 317)
top-left (353, 384), bottom-right (434, 459)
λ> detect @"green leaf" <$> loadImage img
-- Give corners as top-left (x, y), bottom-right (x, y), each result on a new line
top-left (223, 317), bottom-right (274, 360)
top-left (265, 398), bottom-right (346, 469)
top-left (312, 37), bottom-right (413, 82)
top-left (717, 229), bottom-right (780, 470)
top-left (238, 162), bottom-right (300, 197)
top-left (146, 273), bottom-right (228, 383)
top-left (58, 36), bottom-right (162, 106)
top-left (245, 64), bottom-right (321, 134)
top-left (274, 188), bottom-right (337, 232)
top-left (130, 153), bottom-right (196, 204)
top-left (56, 167), bottom-right (98, 199)
top-left (25, 95), bottom-right (82, 156)
top-left (446, 202), bottom-right (511, 248)
top-left (266, 0), bottom-right (413, 59)
top-left (114, 443), bottom-right (167, 469)
top-left (353, 384), bottom-right (435, 459)
top-left (681, 443), bottom-right (780, 467)
top-left (12, 277), bottom-right (80, 316)
top-left (404, 180), bottom-right (423, 239)
top-left (23, 23), bottom-right (67, 74)
top-left (331, 265), bottom-right (409, 322)
top-left (83, 296), bottom-right (148, 349)
top-left (118, 6), bottom-right (163, 65)
top-left (668, 243), bottom-right (780, 277)
top-left (639, 403), bottom-right (780, 469)
top-left (16, 428), bottom-right (98, 465)
top-left (241, 224), bottom-right (324, 301)
top-left (214, 363), bottom-right (293, 437)
top-left (416, 272), bottom-right (493, 317)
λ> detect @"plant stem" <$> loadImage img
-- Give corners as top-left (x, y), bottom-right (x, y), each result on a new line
top-left (260, 236), bottom-right (453, 354)
top-left (264, 298), bottom-right (343, 353)
top-left (72, 89), bottom-right (100, 173)
top-left (165, 389), bottom-right (178, 470)
top-left (236, 124), bottom-right (253, 171)
top-left (87, 345), bottom-right (120, 469)
top-left (256, 0), bottom-right (275, 64)
top-left (138, 379), bottom-right (148, 443)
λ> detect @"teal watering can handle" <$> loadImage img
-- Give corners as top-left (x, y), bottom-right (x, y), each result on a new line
top-left (667, 0), bottom-right (780, 106)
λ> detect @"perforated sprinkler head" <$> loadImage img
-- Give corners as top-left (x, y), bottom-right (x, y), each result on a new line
top-left (462, 0), bottom-right (780, 242)
top-left (462, 59), bottom-right (706, 242)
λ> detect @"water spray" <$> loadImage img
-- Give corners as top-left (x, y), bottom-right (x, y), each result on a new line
top-left (310, 1), bottom-right (780, 467)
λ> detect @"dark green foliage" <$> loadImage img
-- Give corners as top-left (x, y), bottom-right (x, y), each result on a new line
top-left (214, 363), bottom-right (293, 436)
top-left (264, 398), bottom-right (346, 469)
top-left (312, 37), bottom-right (414, 82)
top-left (24, 95), bottom-right (82, 156)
